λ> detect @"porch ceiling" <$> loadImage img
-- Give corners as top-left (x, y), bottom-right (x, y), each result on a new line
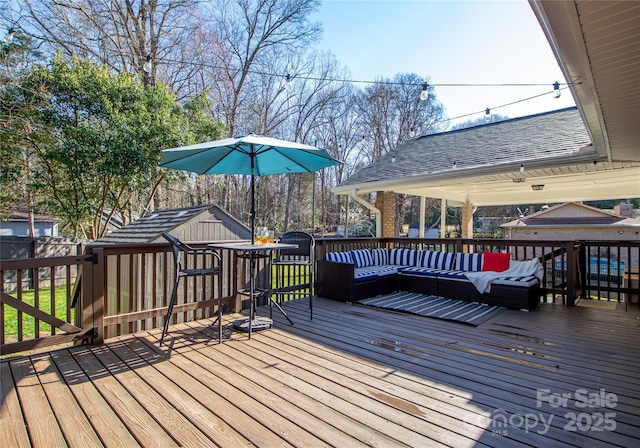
top-left (342, 160), bottom-right (640, 207)
top-left (530, 0), bottom-right (640, 163)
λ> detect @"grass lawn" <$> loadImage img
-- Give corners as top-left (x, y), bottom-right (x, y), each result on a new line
top-left (2, 285), bottom-right (74, 343)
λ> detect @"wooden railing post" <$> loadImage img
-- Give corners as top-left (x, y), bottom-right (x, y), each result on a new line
top-left (565, 241), bottom-right (581, 306)
top-left (81, 247), bottom-right (104, 344)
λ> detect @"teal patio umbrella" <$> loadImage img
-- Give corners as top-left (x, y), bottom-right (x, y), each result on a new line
top-left (160, 134), bottom-right (341, 243)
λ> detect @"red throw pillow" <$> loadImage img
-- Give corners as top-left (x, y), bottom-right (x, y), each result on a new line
top-left (482, 252), bottom-right (510, 272)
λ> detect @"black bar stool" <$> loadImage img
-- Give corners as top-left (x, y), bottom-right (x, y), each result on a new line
top-left (160, 233), bottom-right (223, 345)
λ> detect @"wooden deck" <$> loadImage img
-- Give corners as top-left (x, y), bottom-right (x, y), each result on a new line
top-left (2, 298), bottom-right (639, 447)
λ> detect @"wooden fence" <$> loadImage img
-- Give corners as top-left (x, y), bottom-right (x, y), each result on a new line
top-left (0, 236), bottom-right (85, 292)
top-left (1, 238), bottom-right (638, 356)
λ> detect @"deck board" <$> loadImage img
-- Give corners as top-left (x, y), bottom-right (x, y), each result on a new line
top-left (272, 301), bottom-right (640, 447)
top-left (48, 349), bottom-right (141, 447)
top-left (9, 357), bottom-right (67, 447)
top-left (2, 298), bottom-right (639, 448)
top-left (0, 361), bottom-right (32, 447)
top-left (29, 353), bottom-right (103, 448)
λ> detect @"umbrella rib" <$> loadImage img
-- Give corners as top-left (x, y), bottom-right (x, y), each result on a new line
top-left (257, 146), bottom-right (334, 173)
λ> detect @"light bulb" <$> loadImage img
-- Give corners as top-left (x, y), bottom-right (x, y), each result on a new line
top-left (484, 108), bottom-right (491, 123)
top-left (553, 81), bottom-right (561, 99)
top-left (419, 83), bottom-right (429, 101)
top-left (143, 55), bottom-right (152, 73)
top-left (4, 27), bottom-right (15, 44)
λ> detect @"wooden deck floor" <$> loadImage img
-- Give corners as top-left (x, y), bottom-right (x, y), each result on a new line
top-left (2, 298), bottom-right (639, 447)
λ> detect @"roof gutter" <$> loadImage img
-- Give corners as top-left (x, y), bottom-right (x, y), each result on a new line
top-left (333, 146), bottom-right (600, 195)
top-left (350, 189), bottom-right (382, 238)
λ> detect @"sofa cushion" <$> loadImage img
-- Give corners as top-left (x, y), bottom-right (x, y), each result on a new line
top-left (482, 252), bottom-right (510, 272)
top-left (420, 250), bottom-right (456, 270)
top-left (350, 249), bottom-right (374, 268)
top-left (326, 251), bottom-right (353, 264)
top-left (356, 265), bottom-right (400, 279)
top-left (372, 248), bottom-right (389, 266)
top-left (436, 269), bottom-right (469, 281)
top-left (390, 248), bottom-right (419, 266)
top-left (400, 267), bottom-right (451, 278)
top-left (456, 253), bottom-right (483, 272)
top-left (491, 275), bottom-right (540, 288)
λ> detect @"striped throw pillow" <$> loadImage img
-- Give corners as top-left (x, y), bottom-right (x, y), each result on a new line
top-left (455, 253), bottom-right (483, 271)
top-left (389, 248), bottom-right (418, 266)
top-left (350, 249), bottom-right (374, 268)
top-left (422, 250), bottom-right (456, 270)
top-left (326, 251), bottom-right (353, 264)
top-left (372, 248), bottom-right (389, 266)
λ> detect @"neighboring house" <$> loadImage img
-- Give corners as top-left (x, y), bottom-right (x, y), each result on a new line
top-left (501, 201), bottom-right (640, 273)
top-left (93, 204), bottom-right (251, 245)
top-left (501, 202), bottom-right (640, 242)
top-left (0, 207), bottom-right (59, 236)
top-left (407, 223), bottom-right (439, 238)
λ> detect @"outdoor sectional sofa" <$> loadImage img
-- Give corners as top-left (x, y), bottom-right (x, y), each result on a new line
top-left (316, 248), bottom-right (544, 310)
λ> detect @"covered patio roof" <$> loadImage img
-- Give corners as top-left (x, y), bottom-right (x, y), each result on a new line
top-left (333, 1), bottom-right (640, 208)
top-left (333, 108), bottom-right (640, 206)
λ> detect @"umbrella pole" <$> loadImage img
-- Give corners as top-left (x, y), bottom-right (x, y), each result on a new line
top-left (250, 146), bottom-right (259, 245)
top-left (251, 169), bottom-right (256, 245)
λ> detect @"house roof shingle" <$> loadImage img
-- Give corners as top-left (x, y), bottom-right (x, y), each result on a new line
top-left (339, 107), bottom-right (591, 188)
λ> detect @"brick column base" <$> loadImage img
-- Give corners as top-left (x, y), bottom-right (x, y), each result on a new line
top-left (376, 191), bottom-right (396, 238)
top-left (461, 200), bottom-right (474, 239)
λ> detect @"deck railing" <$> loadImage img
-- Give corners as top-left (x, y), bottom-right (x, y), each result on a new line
top-left (1, 238), bottom-right (638, 355)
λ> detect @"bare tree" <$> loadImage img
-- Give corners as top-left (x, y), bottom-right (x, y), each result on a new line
top-left (5, 0), bottom-right (205, 88)
top-left (354, 73), bottom-right (447, 236)
top-left (448, 112), bottom-right (510, 130)
top-left (205, 0), bottom-right (321, 137)
top-left (358, 73), bottom-right (446, 164)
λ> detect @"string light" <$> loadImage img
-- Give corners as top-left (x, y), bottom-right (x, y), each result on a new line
top-left (4, 27), bottom-right (15, 44)
top-left (420, 83), bottom-right (429, 101)
top-left (153, 57), bottom-right (581, 127)
top-left (143, 54), bottom-right (152, 73)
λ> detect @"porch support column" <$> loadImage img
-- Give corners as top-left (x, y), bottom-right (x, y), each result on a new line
top-left (376, 191), bottom-right (396, 238)
top-left (419, 196), bottom-right (426, 238)
top-left (440, 199), bottom-right (447, 238)
top-left (461, 200), bottom-right (475, 239)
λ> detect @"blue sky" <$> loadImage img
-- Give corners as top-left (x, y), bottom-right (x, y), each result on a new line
top-left (311, 0), bottom-right (575, 127)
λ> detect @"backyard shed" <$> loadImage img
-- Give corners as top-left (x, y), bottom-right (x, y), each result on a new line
top-left (93, 204), bottom-right (251, 244)
top-left (91, 204), bottom-right (251, 337)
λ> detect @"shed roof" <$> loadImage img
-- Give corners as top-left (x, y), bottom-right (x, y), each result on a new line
top-left (92, 204), bottom-right (250, 245)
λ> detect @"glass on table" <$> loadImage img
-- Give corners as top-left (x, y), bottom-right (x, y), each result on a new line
top-left (256, 227), bottom-right (274, 245)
